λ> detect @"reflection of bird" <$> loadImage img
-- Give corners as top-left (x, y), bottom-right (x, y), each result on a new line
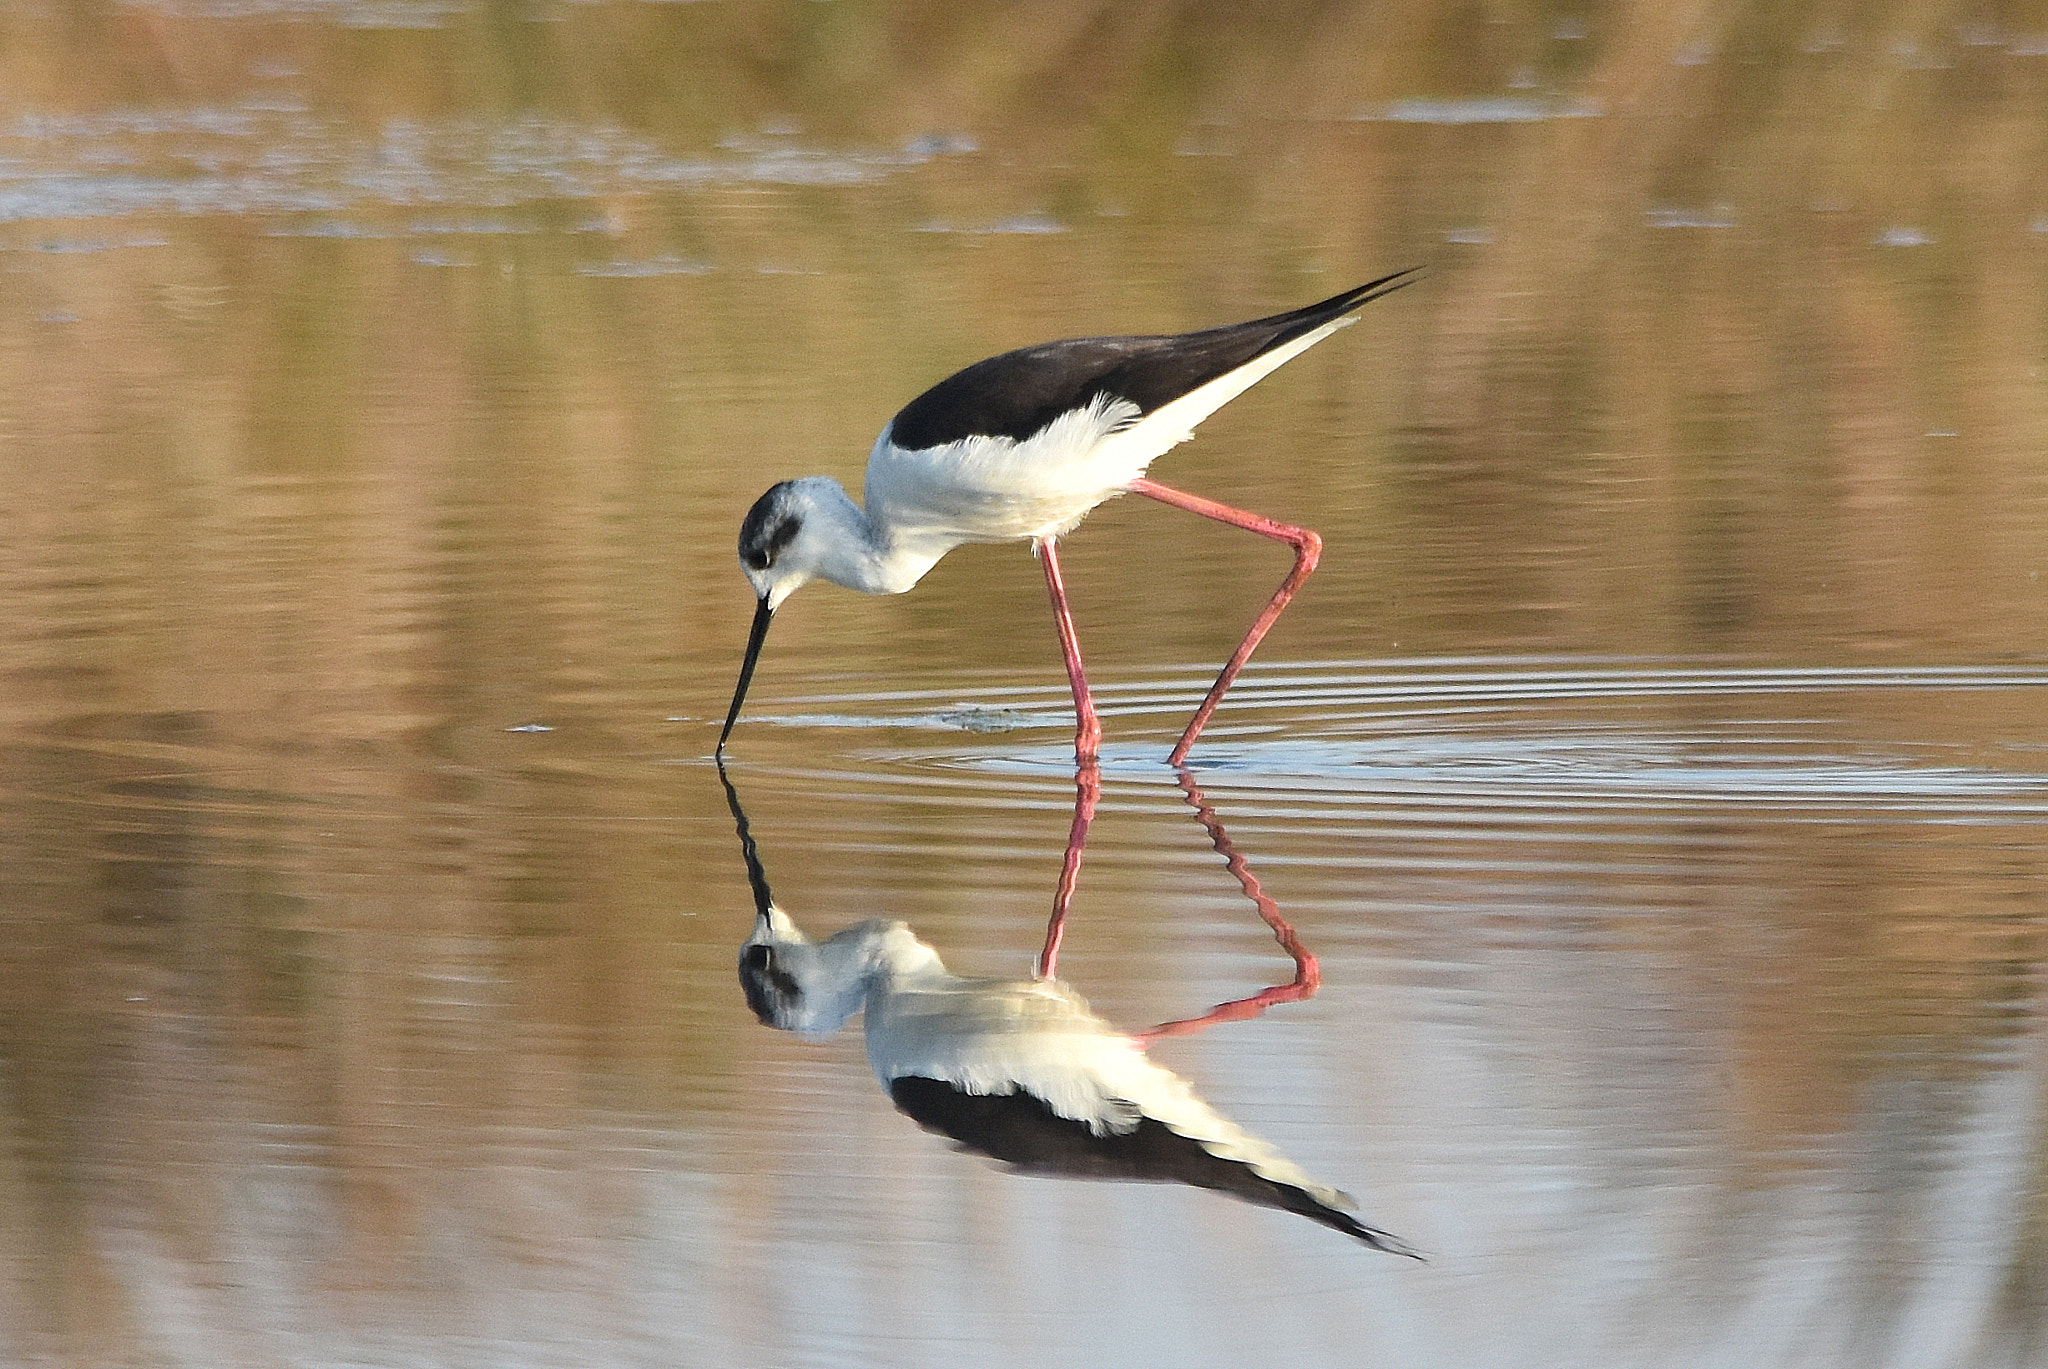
top-left (739, 904), bottom-right (1419, 1256)
top-left (717, 269), bottom-right (1419, 766)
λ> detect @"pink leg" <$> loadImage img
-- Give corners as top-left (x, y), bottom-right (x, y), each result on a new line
top-left (1036, 536), bottom-right (1103, 765)
top-left (1135, 771), bottom-right (1319, 1044)
top-left (1128, 477), bottom-right (1322, 766)
top-left (1034, 760), bottom-right (1101, 981)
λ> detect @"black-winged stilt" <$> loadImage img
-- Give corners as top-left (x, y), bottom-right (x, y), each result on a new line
top-left (716, 269), bottom-right (1419, 766)
top-left (720, 765), bottom-right (1420, 1255)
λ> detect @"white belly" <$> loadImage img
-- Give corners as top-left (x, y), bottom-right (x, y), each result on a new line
top-left (864, 396), bottom-right (1157, 546)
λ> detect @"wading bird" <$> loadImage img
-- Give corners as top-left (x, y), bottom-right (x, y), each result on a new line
top-left (717, 270), bottom-right (1418, 765)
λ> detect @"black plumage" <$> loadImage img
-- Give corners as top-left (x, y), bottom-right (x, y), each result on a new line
top-left (885, 272), bottom-right (1418, 452)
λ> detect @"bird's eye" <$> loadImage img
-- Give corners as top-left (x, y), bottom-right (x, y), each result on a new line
top-left (739, 513), bottom-right (798, 572)
top-left (739, 486), bottom-right (803, 574)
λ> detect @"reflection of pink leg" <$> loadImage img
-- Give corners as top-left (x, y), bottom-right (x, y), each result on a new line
top-left (1136, 771), bottom-right (1319, 1043)
top-left (1129, 478), bottom-right (1321, 767)
top-left (1035, 761), bottom-right (1101, 981)
top-left (1037, 537), bottom-right (1102, 766)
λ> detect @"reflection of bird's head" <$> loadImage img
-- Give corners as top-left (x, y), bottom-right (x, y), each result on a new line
top-left (739, 905), bottom-right (945, 1038)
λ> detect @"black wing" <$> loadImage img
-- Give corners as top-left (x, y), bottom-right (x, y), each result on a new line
top-left (884, 269), bottom-right (1421, 452)
top-left (888, 1076), bottom-right (1419, 1255)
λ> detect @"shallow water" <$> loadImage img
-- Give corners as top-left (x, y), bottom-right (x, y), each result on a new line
top-left (4, 4), bottom-right (2048, 1367)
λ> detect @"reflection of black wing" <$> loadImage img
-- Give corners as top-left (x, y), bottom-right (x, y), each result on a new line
top-left (888, 1077), bottom-right (1419, 1256)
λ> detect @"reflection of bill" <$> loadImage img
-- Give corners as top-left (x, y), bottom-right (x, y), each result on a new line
top-left (721, 762), bottom-right (1419, 1257)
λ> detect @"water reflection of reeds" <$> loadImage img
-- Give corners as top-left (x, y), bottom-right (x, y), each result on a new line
top-left (1, 2), bottom-right (2046, 1365)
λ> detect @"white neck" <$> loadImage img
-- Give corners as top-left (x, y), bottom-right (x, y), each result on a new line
top-left (775, 477), bottom-right (949, 599)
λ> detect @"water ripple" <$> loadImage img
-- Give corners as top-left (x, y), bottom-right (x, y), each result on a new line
top-left (734, 658), bottom-right (2048, 821)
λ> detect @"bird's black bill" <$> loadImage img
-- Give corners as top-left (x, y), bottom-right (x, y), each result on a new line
top-left (716, 596), bottom-right (775, 754)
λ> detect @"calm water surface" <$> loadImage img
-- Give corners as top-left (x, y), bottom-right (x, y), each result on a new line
top-left (3, 3), bottom-right (2047, 1367)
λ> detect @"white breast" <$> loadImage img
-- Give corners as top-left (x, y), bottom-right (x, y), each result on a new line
top-left (863, 396), bottom-right (1152, 547)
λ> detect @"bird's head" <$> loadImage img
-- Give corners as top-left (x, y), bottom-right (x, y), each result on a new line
top-left (719, 477), bottom-right (859, 753)
top-left (736, 478), bottom-right (832, 611)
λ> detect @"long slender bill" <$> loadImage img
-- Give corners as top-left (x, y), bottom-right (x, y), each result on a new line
top-left (716, 596), bottom-right (775, 753)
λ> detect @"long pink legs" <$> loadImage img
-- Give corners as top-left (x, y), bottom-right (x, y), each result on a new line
top-left (1029, 488), bottom-right (1319, 980)
top-left (1135, 770), bottom-right (1320, 1044)
top-left (1035, 489), bottom-right (1322, 766)
top-left (1033, 759), bottom-right (1100, 981)
top-left (1033, 535), bottom-right (1107, 978)
top-left (1037, 536), bottom-right (1103, 766)
top-left (1129, 479), bottom-right (1322, 766)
